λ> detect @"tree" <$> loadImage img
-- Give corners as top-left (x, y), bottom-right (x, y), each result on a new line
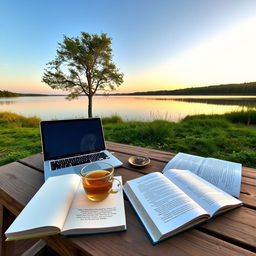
top-left (42, 32), bottom-right (124, 117)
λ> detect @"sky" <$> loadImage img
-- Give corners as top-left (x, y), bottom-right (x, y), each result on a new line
top-left (1, 0), bottom-right (256, 94)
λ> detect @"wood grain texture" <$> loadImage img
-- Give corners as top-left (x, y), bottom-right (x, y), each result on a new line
top-left (240, 184), bottom-right (256, 209)
top-left (242, 167), bottom-right (256, 179)
top-left (18, 153), bottom-right (44, 173)
top-left (199, 207), bottom-right (256, 251)
top-left (66, 201), bottom-right (255, 256)
top-left (106, 141), bottom-right (176, 162)
top-left (0, 162), bottom-right (44, 214)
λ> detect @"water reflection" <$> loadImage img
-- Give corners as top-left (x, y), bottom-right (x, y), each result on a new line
top-left (0, 100), bottom-right (15, 105)
top-left (0, 95), bottom-right (255, 122)
top-left (171, 97), bottom-right (256, 107)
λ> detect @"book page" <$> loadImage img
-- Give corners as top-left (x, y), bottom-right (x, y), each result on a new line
top-left (163, 153), bottom-right (242, 197)
top-left (198, 158), bottom-right (242, 197)
top-left (164, 169), bottom-right (242, 216)
top-left (5, 174), bottom-right (81, 238)
top-left (124, 173), bottom-right (209, 243)
top-left (163, 153), bottom-right (204, 174)
top-left (62, 176), bottom-right (126, 234)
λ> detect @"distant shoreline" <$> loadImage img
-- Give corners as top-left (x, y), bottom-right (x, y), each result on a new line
top-left (2, 94), bottom-right (256, 98)
top-left (2, 93), bottom-right (256, 98)
top-left (2, 81), bottom-right (256, 97)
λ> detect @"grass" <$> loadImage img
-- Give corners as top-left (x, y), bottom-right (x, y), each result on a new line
top-left (0, 112), bottom-right (41, 166)
top-left (1, 111), bottom-right (256, 167)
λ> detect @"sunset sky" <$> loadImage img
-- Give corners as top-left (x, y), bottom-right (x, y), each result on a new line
top-left (1, 0), bottom-right (256, 94)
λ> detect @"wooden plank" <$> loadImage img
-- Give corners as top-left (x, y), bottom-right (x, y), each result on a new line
top-left (18, 153), bottom-right (44, 173)
top-left (0, 162), bottom-right (44, 214)
top-left (240, 185), bottom-right (256, 209)
top-left (66, 201), bottom-right (255, 256)
top-left (199, 207), bottom-right (256, 251)
top-left (242, 176), bottom-right (256, 186)
top-left (107, 141), bottom-right (256, 178)
top-left (106, 141), bottom-right (176, 162)
top-left (242, 167), bottom-right (256, 179)
top-left (108, 141), bottom-right (256, 184)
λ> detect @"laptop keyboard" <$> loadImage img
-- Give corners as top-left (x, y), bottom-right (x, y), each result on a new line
top-left (50, 152), bottom-right (109, 171)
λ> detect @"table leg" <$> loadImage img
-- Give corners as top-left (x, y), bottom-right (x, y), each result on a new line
top-left (0, 204), bottom-right (4, 256)
top-left (0, 205), bottom-right (43, 256)
top-left (0, 205), bottom-right (16, 256)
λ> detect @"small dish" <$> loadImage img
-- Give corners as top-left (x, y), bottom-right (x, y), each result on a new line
top-left (128, 156), bottom-right (150, 167)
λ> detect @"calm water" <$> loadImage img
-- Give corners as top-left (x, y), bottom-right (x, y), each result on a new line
top-left (1, 95), bottom-right (256, 122)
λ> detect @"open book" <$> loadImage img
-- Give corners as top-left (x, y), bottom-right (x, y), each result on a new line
top-left (123, 169), bottom-right (242, 244)
top-left (163, 153), bottom-right (242, 197)
top-left (5, 174), bottom-right (126, 241)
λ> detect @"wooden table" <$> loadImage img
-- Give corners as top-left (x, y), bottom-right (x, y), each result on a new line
top-left (0, 142), bottom-right (256, 256)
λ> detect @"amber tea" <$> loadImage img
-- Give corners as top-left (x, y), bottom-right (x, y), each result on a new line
top-left (80, 163), bottom-right (120, 201)
top-left (82, 170), bottom-right (112, 201)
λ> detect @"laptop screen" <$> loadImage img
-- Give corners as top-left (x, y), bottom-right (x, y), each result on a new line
top-left (40, 118), bottom-right (106, 161)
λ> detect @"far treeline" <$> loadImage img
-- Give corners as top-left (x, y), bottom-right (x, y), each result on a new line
top-left (119, 82), bottom-right (256, 96)
top-left (0, 90), bottom-right (48, 97)
top-left (0, 90), bottom-right (21, 97)
top-left (2, 82), bottom-right (256, 98)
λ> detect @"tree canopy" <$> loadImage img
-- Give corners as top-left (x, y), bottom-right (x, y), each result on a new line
top-left (42, 32), bottom-right (123, 117)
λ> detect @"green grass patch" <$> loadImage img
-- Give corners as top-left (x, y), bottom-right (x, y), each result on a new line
top-left (0, 126), bottom-right (41, 166)
top-left (1, 111), bottom-right (256, 167)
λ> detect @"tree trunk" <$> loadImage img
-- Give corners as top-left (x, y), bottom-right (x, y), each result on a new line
top-left (88, 94), bottom-right (93, 118)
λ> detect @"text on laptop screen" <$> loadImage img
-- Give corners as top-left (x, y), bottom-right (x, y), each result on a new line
top-left (41, 119), bottom-right (106, 160)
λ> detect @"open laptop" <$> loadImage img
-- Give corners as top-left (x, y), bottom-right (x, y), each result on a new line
top-left (40, 118), bottom-right (123, 180)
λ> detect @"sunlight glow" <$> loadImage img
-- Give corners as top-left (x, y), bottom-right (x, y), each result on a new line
top-left (124, 17), bottom-right (256, 92)
top-left (167, 17), bottom-right (256, 88)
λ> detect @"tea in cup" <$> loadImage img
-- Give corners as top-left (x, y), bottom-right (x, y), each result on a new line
top-left (80, 162), bottom-right (120, 201)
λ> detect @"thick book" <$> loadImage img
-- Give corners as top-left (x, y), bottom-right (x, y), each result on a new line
top-left (163, 152), bottom-right (242, 197)
top-left (123, 169), bottom-right (242, 244)
top-left (5, 174), bottom-right (126, 241)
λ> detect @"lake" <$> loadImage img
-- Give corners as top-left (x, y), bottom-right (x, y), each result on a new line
top-left (1, 95), bottom-right (256, 122)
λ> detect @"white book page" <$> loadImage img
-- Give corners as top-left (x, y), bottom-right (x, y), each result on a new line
top-left (164, 169), bottom-right (242, 216)
top-left (198, 158), bottom-right (242, 197)
top-left (124, 173), bottom-right (208, 240)
top-left (163, 153), bottom-right (205, 174)
top-left (5, 174), bottom-right (81, 235)
top-left (62, 176), bottom-right (126, 234)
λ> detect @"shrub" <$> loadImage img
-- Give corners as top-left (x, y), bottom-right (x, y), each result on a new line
top-left (224, 110), bottom-right (256, 125)
top-left (102, 115), bottom-right (123, 124)
top-left (0, 112), bottom-right (40, 127)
